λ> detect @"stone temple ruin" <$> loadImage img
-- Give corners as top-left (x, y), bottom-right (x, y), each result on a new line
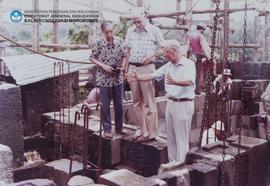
top-left (0, 48), bottom-right (270, 186)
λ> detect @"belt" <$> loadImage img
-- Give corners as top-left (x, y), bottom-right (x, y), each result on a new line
top-left (168, 97), bottom-right (193, 102)
top-left (129, 62), bottom-right (152, 67)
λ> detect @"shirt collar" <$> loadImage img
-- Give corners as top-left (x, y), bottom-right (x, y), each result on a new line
top-left (103, 37), bottom-right (116, 46)
top-left (133, 23), bottom-right (150, 33)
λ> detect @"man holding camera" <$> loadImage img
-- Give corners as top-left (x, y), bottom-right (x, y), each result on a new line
top-left (89, 20), bottom-right (127, 138)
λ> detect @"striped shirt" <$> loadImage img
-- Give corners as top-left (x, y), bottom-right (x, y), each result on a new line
top-left (125, 23), bottom-right (164, 63)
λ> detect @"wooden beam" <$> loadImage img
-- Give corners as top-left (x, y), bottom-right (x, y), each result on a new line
top-left (7, 42), bottom-right (90, 49)
top-left (214, 44), bottom-right (260, 49)
top-left (186, 0), bottom-right (192, 31)
top-left (221, 0), bottom-right (230, 69)
top-left (175, 0), bottom-right (182, 42)
top-left (147, 7), bottom-right (256, 19)
top-left (158, 25), bottom-right (188, 31)
top-left (52, 0), bottom-right (59, 52)
top-left (32, 0), bottom-right (40, 52)
top-left (254, 16), bottom-right (260, 63)
top-left (264, 12), bottom-right (270, 62)
top-left (122, 0), bottom-right (136, 7)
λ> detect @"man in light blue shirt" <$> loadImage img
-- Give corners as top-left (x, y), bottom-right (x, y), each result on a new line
top-left (127, 40), bottom-right (195, 163)
top-left (125, 7), bottom-right (164, 142)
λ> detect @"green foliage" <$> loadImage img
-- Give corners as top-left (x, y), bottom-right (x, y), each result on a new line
top-left (67, 25), bottom-right (89, 44)
top-left (114, 19), bottom-right (131, 39)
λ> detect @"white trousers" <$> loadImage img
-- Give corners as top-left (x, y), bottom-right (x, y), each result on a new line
top-left (165, 99), bottom-right (194, 163)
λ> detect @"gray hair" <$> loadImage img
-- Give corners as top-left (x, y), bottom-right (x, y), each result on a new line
top-left (130, 7), bottom-right (146, 19)
top-left (101, 20), bottom-right (113, 31)
top-left (161, 40), bottom-right (181, 52)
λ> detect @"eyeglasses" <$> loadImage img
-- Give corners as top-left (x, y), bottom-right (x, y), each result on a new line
top-left (133, 20), bottom-right (142, 24)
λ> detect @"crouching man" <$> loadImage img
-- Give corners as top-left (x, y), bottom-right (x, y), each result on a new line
top-left (127, 40), bottom-right (195, 163)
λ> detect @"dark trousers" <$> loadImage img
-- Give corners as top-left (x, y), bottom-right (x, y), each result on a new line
top-left (99, 84), bottom-right (123, 133)
top-left (195, 54), bottom-right (206, 93)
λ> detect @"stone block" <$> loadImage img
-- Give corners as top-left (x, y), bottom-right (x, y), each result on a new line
top-left (9, 179), bottom-right (56, 186)
top-left (243, 63), bottom-right (260, 80)
top-left (99, 169), bottom-right (166, 186)
top-left (157, 162), bottom-right (190, 186)
top-left (230, 115), bottom-right (239, 134)
top-left (226, 135), bottom-right (269, 186)
top-left (189, 128), bottom-right (201, 148)
top-left (194, 93), bottom-right (205, 112)
top-left (123, 101), bottom-right (136, 125)
top-left (231, 79), bottom-right (243, 100)
top-left (13, 160), bottom-right (46, 182)
top-left (121, 136), bottom-right (168, 176)
top-left (260, 63), bottom-right (270, 79)
top-left (258, 115), bottom-right (270, 140)
top-left (241, 80), bottom-right (270, 101)
top-left (0, 144), bottom-right (13, 184)
top-left (230, 100), bottom-right (242, 115)
top-left (187, 142), bottom-right (248, 186)
top-left (43, 159), bottom-right (83, 186)
top-left (189, 161), bottom-right (218, 186)
top-left (88, 133), bottom-right (121, 168)
top-left (242, 102), bottom-right (260, 115)
top-left (0, 83), bottom-right (24, 167)
top-left (67, 175), bottom-right (94, 186)
top-left (230, 61), bottom-right (242, 79)
top-left (191, 112), bottom-right (203, 129)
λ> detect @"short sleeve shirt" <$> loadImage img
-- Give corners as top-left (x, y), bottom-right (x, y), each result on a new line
top-left (89, 36), bottom-right (127, 87)
top-left (125, 23), bottom-right (164, 63)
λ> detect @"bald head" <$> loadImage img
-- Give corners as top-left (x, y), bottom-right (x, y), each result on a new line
top-left (131, 7), bottom-right (147, 30)
top-left (161, 40), bottom-right (182, 64)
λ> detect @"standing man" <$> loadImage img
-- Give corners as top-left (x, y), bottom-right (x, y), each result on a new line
top-left (125, 8), bottom-right (164, 142)
top-left (89, 20), bottom-right (127, 139)
top-left (127, 40), bottom-right (195, 163)
top-left (187, 23), bottom-right (216, 94)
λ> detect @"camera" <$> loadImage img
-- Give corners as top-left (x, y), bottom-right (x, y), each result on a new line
top-left (111, 65), bottom-right (120, 75)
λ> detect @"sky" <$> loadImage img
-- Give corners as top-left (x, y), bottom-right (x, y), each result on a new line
top-left (0, 0), bottom-right (268, 42)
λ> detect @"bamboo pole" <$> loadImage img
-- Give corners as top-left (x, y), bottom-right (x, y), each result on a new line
top-left (32, 0), bottom-right (40, 52)
top-left (147, 7), bottom-right (256, 19)
top-left (52, 0), bottom-right (59, 52)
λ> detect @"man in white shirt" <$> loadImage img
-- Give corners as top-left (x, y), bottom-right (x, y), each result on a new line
top-left (127, 40), bottom-right (195, 163)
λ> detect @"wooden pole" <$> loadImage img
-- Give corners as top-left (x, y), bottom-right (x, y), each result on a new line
top-left (158, 25), bottom-right (188, 31)
top-left (147, 7), bottom-right (256, 19)
top-left (52, 0), bottom-right (59, 52)
top-left (253, 15), bottom-right (260, 63)
top-left (186, 0), bottom-right (193, 32)
top-left (137, 0), bottom-right (143, 7)
top-left (175, 0), bottom-right (182, 42)
top-left (264, 12), bottom-right (270, 62)
top-left (221, 0), bottom-right (229, 69)
top-left (32, 0), bottom-right (40, 52)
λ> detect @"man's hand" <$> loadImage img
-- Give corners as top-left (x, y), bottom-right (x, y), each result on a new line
top-left (166, 74), bottom-right (178, 85)
top-left (101, 64), bottom-right (114, 74)
top-left (126, 72), bottom-right (138, 82)
top-left (142, 56), bottom-right (152, 65)
top-left (142, 49), bottom-right (164, 65)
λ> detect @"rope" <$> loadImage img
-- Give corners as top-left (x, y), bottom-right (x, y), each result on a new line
top-left (0, 33), bottom-right (94, 65)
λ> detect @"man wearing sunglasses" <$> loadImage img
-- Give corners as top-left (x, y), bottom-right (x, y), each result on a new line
top-left (125, 8), bottom-right (164, 142)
